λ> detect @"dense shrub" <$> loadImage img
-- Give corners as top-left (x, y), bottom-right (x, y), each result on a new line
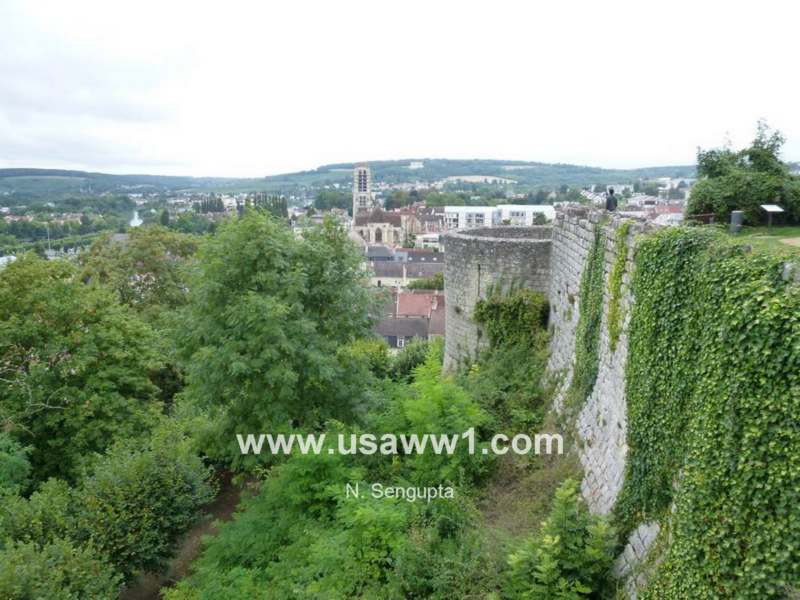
top-left (470, 287), bottom-right (550, 430)
top-left (0, 433), bottom-right (31, 495)
top-left (0, 538), bottom-right (120, 600)
top-left (504, 479), bottom-right (615, 599)
top-left (686, 122), bottom-right (800, 224)
top-left (0, 425), bottom-right (213, 583)
top-left (406, 272), bottom-right (444, 290)
top-left (0, 478), bottom-right (77, 549)
top-left (389, 337), bottom-right (434, 382)
top-left (474, 285), bottom-right (548, 348)
top-left (77, 429), bottom-right (215, 579)
top-left (338, 337), bottom-right (391, 379)
top-left (168, 346), bottom-right (494, 599)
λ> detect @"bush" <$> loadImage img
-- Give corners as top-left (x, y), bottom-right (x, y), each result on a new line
top-left (76, 429), bottom-right (215, 579)
top-left (504, 479), bottom-right (615, 599)
top-left (338, 337), bottom-right (391, 379)
top-left (686, 122), bottom-right (800, 224)
top-left (0, 479), bottom-right (77, 549)
top-left (0, 433), bottom-right (31, 495)
top-left (389, 338), bottom-right (434, 382)
top-left (465, 338), bottom-right (550, 431)
top-left (0, 538), bottom-right (120, 600)
top-left (469, 287), bottom-right (551, 430)
top-left (473, 286), bottom-right (548, 348)
top-left (406, 272), bottom-right (444, 290)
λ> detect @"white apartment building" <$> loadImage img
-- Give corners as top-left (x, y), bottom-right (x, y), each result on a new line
top-left (444, 206), bottom-right (501, 230)
top-left (497, 204), bottom-right (555, 225)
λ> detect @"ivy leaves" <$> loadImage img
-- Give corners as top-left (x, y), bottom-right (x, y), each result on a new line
top-left (616, 227), bottom-right (800, 598)
top-left (568, 224), bottom-right (606, 408)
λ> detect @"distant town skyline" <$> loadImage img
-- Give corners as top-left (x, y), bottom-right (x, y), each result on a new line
top-left (2, 0), bottom-right (799, 177)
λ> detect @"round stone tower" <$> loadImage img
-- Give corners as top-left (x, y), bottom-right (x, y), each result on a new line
top-left (442, 226), bottom-right (552, 370)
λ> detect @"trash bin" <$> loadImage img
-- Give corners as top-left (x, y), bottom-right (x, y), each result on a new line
top-left (730, 210), bottom-right (743, 234)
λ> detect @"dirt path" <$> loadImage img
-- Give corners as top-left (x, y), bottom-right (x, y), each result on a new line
top-left (119, 470), bottom-right (243, 600)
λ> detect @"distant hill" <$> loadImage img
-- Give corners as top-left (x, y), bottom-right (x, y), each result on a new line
top-left (0, 159), bottom-right (697, 200)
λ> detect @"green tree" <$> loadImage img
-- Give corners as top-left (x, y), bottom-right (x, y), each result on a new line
top-left (0, 254), bottom-right (164, 481)
top-left (159, 208), bottom-right (171, 227)
top-left (505, 479), bottom-right (615, 599)
top-left (314, 189), bottom-right (350, 213)
top-left (0, 538), bottom-right (120, 600)
top-left (0, 433), bottom-right (31, 496)
top-left (406, 271), bottom-right (444, 290)
top-left (177, 211), bottom-right (374, 465)
top-left (79, 225), bottom-right (198, 319)
top-left (688, 121), bottom-right (800, 223)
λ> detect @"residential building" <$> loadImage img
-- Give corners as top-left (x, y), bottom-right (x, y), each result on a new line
top-left (369, 262), bottom-right (443, 288)
top-left (497, 204), bottom-right (555, 225)
top-left (374, 291), bottom-right (445, 349)
top-left (444, 206), bottom-right (501, 230)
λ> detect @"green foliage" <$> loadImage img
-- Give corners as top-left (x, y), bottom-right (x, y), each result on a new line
top-left (0, 254), bottom-right (164, 481)
top-left (0, 538), bottom-right (120, 600)
top-left (396, 350), bottom-right (491, 486)
top-left (79, 225), bottom-right (198, 319)
top-left (177, 211), bottom-right (373, 466)
top-left (474, 286), bottom-right (548, 348)
top-left (251, 194), bottom-right (288, 219)
top-left (464, 337), bottom-right (550, 432)
top-left (406, 271), bottom-right (444, 290)
top-left (0, 433), bottom-right (31, 495)
top-left (0, 425), bottom-right (213, 582)
top-left (468, 288), bottom-right (551, 430)
top-left (606, 221), bottom-right (631, 352)
top-left (76, 428), bottom-right (214, 579)
top-left (568, 225), bottom-right (606, 407)
top-left (314, 189), bottom-right (351, 213)
top-left (389, 337), bottom-right (434, 382)
top-left (338, 337), bottom-right (391, 379)
top-left (504, 479), bottom-right (615, 599)
top-left (616, 227), bottom-right (800, 597)
top-left (0, 479), bottom-right (77, 548)
top-left (687, 122), bottom-right (800, 224)
top-left (166, 347), bottom-right (493, 599)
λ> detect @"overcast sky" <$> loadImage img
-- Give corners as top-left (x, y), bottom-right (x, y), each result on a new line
top-left (1, 0), bottom-right (798, 177)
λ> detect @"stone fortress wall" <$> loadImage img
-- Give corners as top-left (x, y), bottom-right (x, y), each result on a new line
top-left (442, 208), bottom-right (659, 598)
top-left (442, 226), bottom-right (552, 370)
top-left (548, 207), bottom-right (657, 598)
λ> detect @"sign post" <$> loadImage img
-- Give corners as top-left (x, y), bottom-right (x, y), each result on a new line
top-left (760, 204), bottom-right (784, 231)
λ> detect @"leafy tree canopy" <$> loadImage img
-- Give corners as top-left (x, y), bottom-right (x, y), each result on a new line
top-left (79, 225), bottom-right (198, 320)
top-left (688, 121), bottom-right (800, 223)
top-left (0, 254), bottom-right (164, 481)
top-left (177, 211), bottom-right (375, 465)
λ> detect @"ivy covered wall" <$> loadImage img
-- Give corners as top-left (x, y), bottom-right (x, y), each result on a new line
top-left (618, 227), bottom-right (800, 598)
top-left (549, 209), bottom-right (799, 597)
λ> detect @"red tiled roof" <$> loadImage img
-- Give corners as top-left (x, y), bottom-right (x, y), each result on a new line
top-left (397, 292), bottom-right (434, 317)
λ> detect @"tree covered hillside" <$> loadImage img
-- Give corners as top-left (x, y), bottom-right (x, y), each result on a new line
top-left (0, 159), bottom-right (695, 200)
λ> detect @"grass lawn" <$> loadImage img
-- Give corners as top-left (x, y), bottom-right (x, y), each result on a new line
top-left (728, 225), bottom-right (800, 254)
